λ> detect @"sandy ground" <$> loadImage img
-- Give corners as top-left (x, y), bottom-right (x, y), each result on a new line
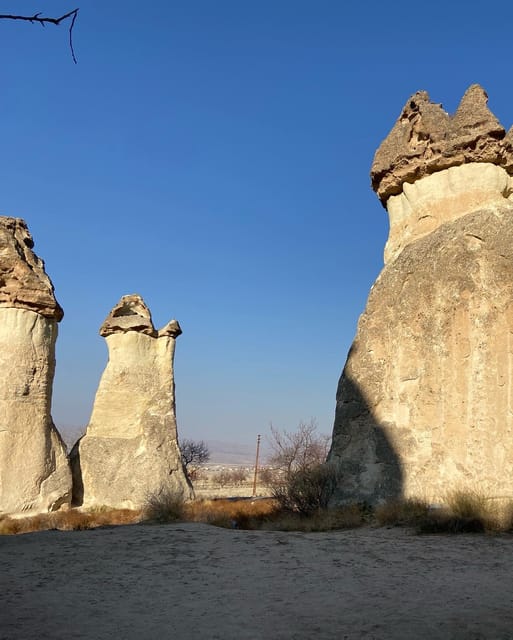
top-left (1, 524), bottom-right (513, 640)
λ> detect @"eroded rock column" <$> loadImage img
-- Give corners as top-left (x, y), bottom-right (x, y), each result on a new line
top-left (71, 294), bottom-right (193, 509)
top-left (329, 85), bottom-right (513, 504)
top-left (0, 217), bottom-right (71, 515)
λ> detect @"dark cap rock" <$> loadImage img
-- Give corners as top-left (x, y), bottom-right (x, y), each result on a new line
top-left (371, 84), bottom-right (513, 203)
top-left (0, 217), bottom-right (63, 320)
top-left (100, 294), bottom-right (156, 337)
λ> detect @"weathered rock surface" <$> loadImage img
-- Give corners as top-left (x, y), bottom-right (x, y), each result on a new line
top-left (371, 84), bottom-right (513, 203)
top-left (71, 294), bottom-right (192, 509)
top-left (329, 87), bottom-right (513, 504)
top-left (0, 217), bottom-right (71, 515)
top-left (384, 162), bottom-right (513, 263)
top-left (0, 217), bottom-right (63, 320)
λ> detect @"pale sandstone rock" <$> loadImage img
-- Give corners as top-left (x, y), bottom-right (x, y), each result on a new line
top-left (0, 217), bottom-right (71, 515)
top-left (329, 87), bottom-right (513, 505)
top-left (385, 163), bottom-right (513, 263)
top-left (71, 295), bottom-right (192, 509)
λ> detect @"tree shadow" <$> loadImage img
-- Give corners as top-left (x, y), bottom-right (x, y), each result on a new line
top-left (328, 367), bottom-right (403, 505)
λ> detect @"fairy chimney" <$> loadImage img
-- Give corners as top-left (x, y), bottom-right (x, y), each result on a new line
top-left (71, 294), bottom-right (193, 508)
top-left (329, 86), bottom-right (513, 504)
top-left (0, 217), bottom-right (71, 515)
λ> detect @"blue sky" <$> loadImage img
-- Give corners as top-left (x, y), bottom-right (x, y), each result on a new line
top-left (1, 1), bottom-right (512, 445)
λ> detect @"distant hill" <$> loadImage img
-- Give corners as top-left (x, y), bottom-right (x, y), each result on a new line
top-left (204, 439), bottom-right (258, 465)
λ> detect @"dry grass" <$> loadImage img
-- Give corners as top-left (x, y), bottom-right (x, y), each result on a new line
top-left (143, 488), bottom-right (185, 523)
top-left (375, 499), bottom-right (431, 527)
top-left (9, 489), bottom-right (512, 537)
top-left (263, 504), bottom-right (365, 532)
top-left (184, 497), bottom-right (279, 528)
top-left (143, 493), bottom-right (365, 532)
top-left (374, 491), bottom-right (513, 534)
top-left (183, 498), bottom-right (364, 531)
top-left (0, 508), bottom-right (142, 535)
top-left (419, 491), bottom-right (503, 534)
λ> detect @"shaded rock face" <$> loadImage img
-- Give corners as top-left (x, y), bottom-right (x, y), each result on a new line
top-left (71, 295), bottom-right (192, 509)
top-left (329, 86), bottom-right (513, 504)
top-left (0, 217), bottom-right (71, 515)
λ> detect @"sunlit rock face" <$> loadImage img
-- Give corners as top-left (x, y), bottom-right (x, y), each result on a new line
top-left (71, 294), bottom-right (193, 509)
top-left (0, 217), bottom-right (71, 515)
top-left (329, 86), bottom-right (513, 504)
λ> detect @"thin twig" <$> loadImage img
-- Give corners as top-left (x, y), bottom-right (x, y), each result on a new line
top-left (0, 9), bottom-right (80, 63)
top-left (68, 10), bottom-right (78, 64)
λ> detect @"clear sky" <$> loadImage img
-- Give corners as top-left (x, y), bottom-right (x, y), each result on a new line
top-left (1, 1), bottom-right (512, 446)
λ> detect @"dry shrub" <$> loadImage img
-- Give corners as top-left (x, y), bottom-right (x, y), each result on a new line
top-left (184, 497), bottom-right (279, 528)
top-left (264, 505), bottom-right (364, 532)
top-left (375, 499), bottom-right (431, 527)
top-left (99, 508), bottom-right (142, 526)
top-left (54, 510), bottom-right (94, 531)
top-left (272, 463), bottom-right (340, 516)
top-left (376, 491), bottom-right (505, 534)
top-left (0, 508), bottom-right (142, 535)
top-left (143, 488), bottom-right (185, 523)
top-left (417, 513), bottom-right (486, 534)
top-left (446, 491), bottom-right (488, 518)
top-left (0, 513), bottom-right (58, 535)
top-left (258, 467), bottom-right (278, 486)
top-left (0, 516), bottom-right (24, 535)
top-left (213, 469), bottom-right (249, 488)
top-left (501, 503), bottom-right (513, 532)
top-left (54, 508), bottom-right (142, 530)
top-left (421, 490), bottom-right (497, 534)
top-left (182, 498), bottom-right (363, 531)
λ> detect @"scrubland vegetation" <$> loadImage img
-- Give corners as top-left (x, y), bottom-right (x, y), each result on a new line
top-left (375, 491), bottom-right (513, 534)
top-left (0, 507), bottom-right (142, 535)
top-left (4, 481), bottom-right (513, 537)
top-left (4, 417), bottom-right (513, 536)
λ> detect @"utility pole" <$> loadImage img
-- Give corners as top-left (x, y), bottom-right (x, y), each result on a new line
top-left (252, 434), bottom-right (261, 498)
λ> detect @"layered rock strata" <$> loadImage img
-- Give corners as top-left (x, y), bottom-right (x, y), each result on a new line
top-left (371, 84), bottom-right (513, 203)
top-left (329, 86), bottom-right (513, 504)
top-left (71, 295), bottom-right (193, 509)
top-left (0, 217), bottom-right (71, 515)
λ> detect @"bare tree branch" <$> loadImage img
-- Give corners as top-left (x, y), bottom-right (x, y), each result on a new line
top-left (180, 439), bottom-right (211, 470)
top-left (266, 419), bottom-right (330, 478)
top-left (0, 9), bottom-right (80, 63)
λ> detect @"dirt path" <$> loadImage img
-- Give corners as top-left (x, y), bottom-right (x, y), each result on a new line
top-left (1, 523), bottom-right (513, 639)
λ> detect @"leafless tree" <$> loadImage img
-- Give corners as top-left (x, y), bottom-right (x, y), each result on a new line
top-left (258, 466), bottom-right (278, 486)
top-left (0, 9), bottom-right (79, 63)
top-left (266, 419), bottom-right (331, 479)
top-left (214, 468), bottom-right (248, 487)
top-left (180, 439), bottom-right (211, 479)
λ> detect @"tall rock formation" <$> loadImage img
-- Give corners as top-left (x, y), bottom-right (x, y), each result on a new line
top-left (329, 85), bottom-right (513, 504)
top-left (0, 217), bottom-right (71, 515)
top-left (71, 294), bottom-right (193, 509)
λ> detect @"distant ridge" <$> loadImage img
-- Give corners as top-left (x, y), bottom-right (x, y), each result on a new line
top-left (204, 439), bottom-right (258, 465)
top-left (60, 428), bottom-right (264, 466)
